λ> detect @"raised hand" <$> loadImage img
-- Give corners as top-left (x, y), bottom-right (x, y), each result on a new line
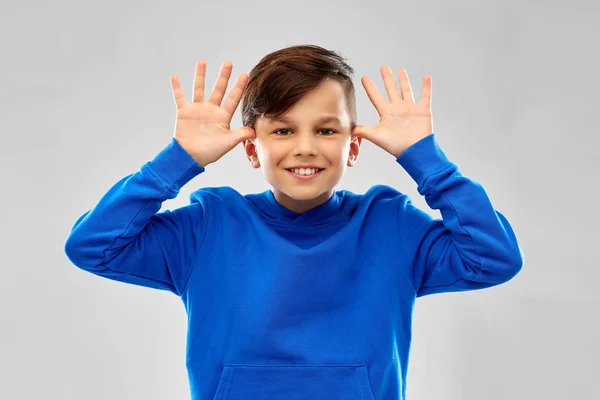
top-left (353, 66), bottom-right (434, 158)
top-left (170, 60), bottom-right (255, 168)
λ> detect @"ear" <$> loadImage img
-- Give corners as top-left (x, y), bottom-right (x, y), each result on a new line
top-left (347, 135), bottom-right (362, 167)
top-left (243, 138), bottom-right (261, 168)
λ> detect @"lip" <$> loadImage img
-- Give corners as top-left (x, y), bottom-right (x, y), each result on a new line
top-left (285, 168), bottom-right (324, 180)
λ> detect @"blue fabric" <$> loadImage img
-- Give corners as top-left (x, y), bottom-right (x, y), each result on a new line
top-left (64, 133), bottom-right (523, 400)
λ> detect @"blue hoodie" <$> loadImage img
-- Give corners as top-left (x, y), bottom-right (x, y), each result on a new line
top-left (64, 133), bottom-right (523, 400)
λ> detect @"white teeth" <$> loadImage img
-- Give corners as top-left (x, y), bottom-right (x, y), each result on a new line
top-left (291, 168), bottom-right (320, 175)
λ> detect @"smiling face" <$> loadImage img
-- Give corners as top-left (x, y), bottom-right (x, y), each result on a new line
top-left (244, 79), bottom-right (362, 214)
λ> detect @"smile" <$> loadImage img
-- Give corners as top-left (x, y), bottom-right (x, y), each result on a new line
top-left (285, 168), bottom-right (325, 180)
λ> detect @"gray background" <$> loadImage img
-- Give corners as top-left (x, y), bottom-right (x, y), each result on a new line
top-left (1, 0), bottom-right (597, 398)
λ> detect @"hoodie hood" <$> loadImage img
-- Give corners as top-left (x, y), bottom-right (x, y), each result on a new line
top-left (244, 189), bottom-right (356, 228)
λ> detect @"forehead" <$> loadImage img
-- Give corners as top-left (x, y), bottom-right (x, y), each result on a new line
top-left (267, 115), bottom-right (343, 125)
top-left (257, 80), bottom-right (348, 126)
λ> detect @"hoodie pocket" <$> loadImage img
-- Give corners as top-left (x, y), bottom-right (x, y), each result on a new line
top-left (212, 363), bottom-right (375, 400)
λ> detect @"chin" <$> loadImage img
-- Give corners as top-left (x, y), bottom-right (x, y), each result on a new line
top-left (286, 191), bottom-right (323, 201)
top-left (285, 186), bottom-right (332, 200)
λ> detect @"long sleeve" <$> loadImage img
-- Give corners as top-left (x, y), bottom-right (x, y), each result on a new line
top-left (64, 137), bottom-right (207, 296)
top-left (396, 133), bottom-right (524, 297)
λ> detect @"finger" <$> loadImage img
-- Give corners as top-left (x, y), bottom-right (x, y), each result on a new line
top-left (221, 73), bottom-right (248, 116)
top-left (381, 65), bottom-right (402, 103)
top-left (208, 61), bottom-right (233, 107)
top-left (170, 75), bottom-right (188, 110)
top-left (223, 127), bottom-right (255, 154)
top-left (192, 60), bottom-right (206, 103)
top-left (352, 124), bottom-right (375, 141)
top-left (234, 126), bottom-right (256, 142)
top-left (360, 75), bottom-right (388, 115)
top-left (419, 75), bottom-right (432, 107)
top-left (397, 68), bottom-right (415, 103)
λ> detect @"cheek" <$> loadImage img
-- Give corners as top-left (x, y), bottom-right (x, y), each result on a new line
top-left (326, 146), bottom-right (349, 165)
top-left (261, 148), bottom-right (286, 168)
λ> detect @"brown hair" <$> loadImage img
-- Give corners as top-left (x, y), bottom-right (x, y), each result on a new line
top-left (240, 44), bottom-right (357, 131)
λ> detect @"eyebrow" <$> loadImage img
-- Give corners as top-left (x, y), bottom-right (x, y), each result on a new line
top-left (268, 115), bottom-right (342, 125)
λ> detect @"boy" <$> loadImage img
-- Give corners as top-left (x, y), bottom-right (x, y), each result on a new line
top-left (64, 44), bottom-right (523, 400)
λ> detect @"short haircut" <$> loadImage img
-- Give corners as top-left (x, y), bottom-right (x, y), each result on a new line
top-left (241, 44), bottom-right (357, 131)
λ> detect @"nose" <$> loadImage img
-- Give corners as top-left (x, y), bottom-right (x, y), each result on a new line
top-left (292, 131), bottom-right (318, 156)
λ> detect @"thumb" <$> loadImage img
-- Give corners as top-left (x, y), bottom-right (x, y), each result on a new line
top-left (233, 126), bottom-right (256, 141)
top-left (352, 124), bottom-right (376, 141)
top-left (229, 126), bottom-right (256, 147)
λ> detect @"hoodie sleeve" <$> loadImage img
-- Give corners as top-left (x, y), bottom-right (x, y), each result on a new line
top-left (64, 137), bottom-right (207, 296)
top-left (395, 133), bottom-right (524, 297)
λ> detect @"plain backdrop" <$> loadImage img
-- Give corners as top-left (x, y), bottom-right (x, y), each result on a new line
top-left (1, 0), bottom-right (598, 399)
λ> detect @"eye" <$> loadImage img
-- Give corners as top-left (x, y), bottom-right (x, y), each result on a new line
top-left (273, 128), bottom-right (336, 136)
top-left (319, 129), bottom-right (336, 136)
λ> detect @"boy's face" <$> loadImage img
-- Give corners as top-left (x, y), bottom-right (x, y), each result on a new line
top-left (244, 79), bottom-right (361, 214)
